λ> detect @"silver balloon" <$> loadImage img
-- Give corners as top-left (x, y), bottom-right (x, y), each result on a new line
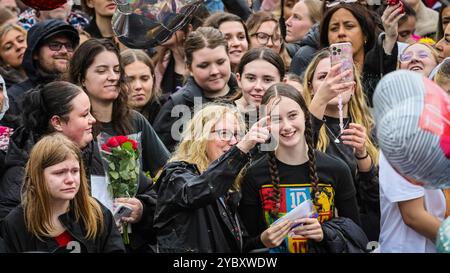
top-left (112, 0), bottom-right (203, 49)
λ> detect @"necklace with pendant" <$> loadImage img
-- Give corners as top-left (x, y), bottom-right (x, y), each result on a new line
top-left (324, 118), bottom-right (350, 144)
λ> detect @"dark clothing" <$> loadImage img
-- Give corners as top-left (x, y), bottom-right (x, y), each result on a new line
top-left (96, 110), bottom-right (170, 178)
top-left (140, 100), bottom-right (162, 126)
top-left (0, 126), bottom-right (35, 219)
top-left (310, 217), bottom-right (369, 253)
top-left (84, 17), bottom-right (108, 39)
top-left (160, 55), bottom-right (186, 102)
top-left (6, 20), bottom-right (79, 125)
top-left (222, 0), bottom-right (252, 21)
top-left (153, 75), bottom-right (239, 152)
top-left (286, 41), bottom-right (302, 58)
top-left (0, 66), bottom-right (27, 90)
top-left (289, 28), bottom-right (398, 107)
top-left (363, 33), bottom-right (398, 106)
top-left (154, 146), bottom-right (264, 253)
top-left (311, 115), bottom-right (380, 241)
top-left (288, 23), bottom-right (320, 76)
top-left (0, 204), bottom-right (125, 253)
top-left (90, 110), bottom-right (169, 252)
top-left (239, 151), bottom-right (360, 253)
top-left (0, 236), bottom-right (5, 253)
top-left (0, 111), bottom-right (169, 240)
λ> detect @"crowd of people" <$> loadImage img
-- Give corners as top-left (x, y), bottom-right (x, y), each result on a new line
top-left (0, 0), bottom-right (449, 253)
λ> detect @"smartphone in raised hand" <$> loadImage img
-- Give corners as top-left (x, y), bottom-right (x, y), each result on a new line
top-left (330, 42), bottom-right (354, 83)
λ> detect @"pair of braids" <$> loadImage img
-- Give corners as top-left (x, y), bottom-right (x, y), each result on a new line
top-left (261, 83), bottom-right (322, 219)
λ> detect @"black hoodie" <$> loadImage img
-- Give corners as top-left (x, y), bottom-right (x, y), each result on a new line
top-left (5, 20), bottom-right (79, 121)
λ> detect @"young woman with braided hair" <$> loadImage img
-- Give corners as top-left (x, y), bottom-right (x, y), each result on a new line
top-left (239, 83), bottom-right (360, 253)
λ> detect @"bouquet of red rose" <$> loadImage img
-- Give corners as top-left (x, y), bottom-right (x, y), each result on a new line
top-left (98, 133), bottom-right (142, 244)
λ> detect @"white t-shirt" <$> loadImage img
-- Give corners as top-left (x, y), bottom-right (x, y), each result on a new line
top-left (379, 152), bottom-right (446, 253)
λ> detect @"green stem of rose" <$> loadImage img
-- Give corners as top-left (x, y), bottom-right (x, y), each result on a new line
top-left (122, 223), bottom-right (130, 245)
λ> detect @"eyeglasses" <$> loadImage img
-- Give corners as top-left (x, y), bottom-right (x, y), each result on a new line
top-left (46, 41), bottom-right (75, 52)
top-left (325, 0), bottom-right (358, 8)
top-left (399, 50), bottom-right (431, 62)
top-left (212, 129), bottom-right (242, 142)
top-left (251, 32), bottom-right (282, 46)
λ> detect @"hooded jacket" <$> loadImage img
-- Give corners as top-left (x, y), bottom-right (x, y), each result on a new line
top-left (288, 23), bottom-right (320, 76)
top-left (153, 75), bottom-right (239, 152)
top-left (6, 20), bottom-right (79, 119)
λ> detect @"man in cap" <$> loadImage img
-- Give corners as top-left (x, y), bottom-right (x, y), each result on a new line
top-left (5, 19), bottom-right (80, 127)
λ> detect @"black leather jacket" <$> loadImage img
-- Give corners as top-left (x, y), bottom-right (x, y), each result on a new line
top-left (154, 146), bottom-right (264, 253)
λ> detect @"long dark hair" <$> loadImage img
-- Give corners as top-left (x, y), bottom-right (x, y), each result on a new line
top-left (261, 83), bottom-right (321, 217)
top-left (67, 38), bottom-right (132, 136)
top-left (319, 3), bottom-right (376, 54)
top-left (232, 47), bottom-right (285, 102)
top-left (237, 47), bottom-right (285, 78)
top-left (22, 81), bottom-right (83, 137)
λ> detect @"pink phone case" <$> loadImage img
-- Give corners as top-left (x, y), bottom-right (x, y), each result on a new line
top-left (330, 42), bottom-right (354, 82)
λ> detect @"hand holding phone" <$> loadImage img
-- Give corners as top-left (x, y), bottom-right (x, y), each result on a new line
top-left (330, 42), bottom-right (354, 134)
top-left (113, 204), bottom-right (133, 223)
top-left (330, 42), bottom-right (354, 83)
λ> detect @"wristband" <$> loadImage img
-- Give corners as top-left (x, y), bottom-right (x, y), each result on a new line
top-left (355, 152), bottom-right (369, 160)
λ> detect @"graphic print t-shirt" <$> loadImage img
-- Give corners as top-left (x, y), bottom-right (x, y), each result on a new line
top-left (239, 151), bottom-right (356, 253)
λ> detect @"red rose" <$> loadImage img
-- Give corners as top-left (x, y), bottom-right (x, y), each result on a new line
top-left (107, 136), bottom-right (121, 147)
top-left (129, 139), bottom-right (138, 150)
top-left (116, 135), bottom-right (129, 145)
top-left (101, 144), bottom-right (110, 152)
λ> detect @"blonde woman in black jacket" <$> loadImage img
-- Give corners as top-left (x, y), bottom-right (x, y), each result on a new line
top-left (154, 104), bottom-right (294, 253)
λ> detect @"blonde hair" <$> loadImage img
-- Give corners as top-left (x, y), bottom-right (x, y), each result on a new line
top-left (303, 49), bottom-right (379, 165)
top-left (170, 104), bottom-right (246, 189)
top-left (398, 42), bottom-right (439, 69)
top-left (22, 133), bottom-right (104, 241)
top-left (0, 23), bottom-right (26, 65)
top-left (302, 0), bottom-right (322, 24)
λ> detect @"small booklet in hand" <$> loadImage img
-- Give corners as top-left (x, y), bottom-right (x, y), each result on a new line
top-left (271, 200), bottom-right (317, 227)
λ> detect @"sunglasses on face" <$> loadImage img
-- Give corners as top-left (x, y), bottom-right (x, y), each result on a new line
top-left (399, 50), bottom-right (431, 62)
top-left (46, 41), bottom-right (75, 52)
